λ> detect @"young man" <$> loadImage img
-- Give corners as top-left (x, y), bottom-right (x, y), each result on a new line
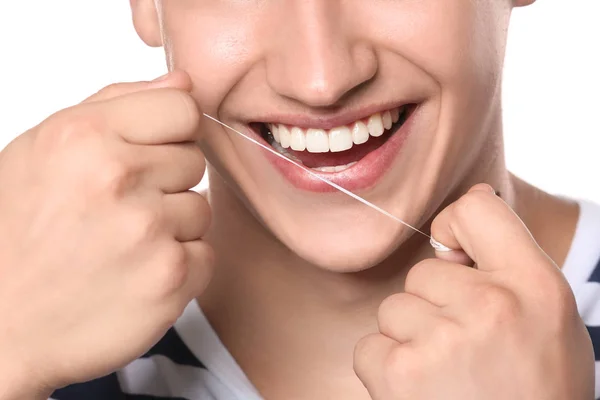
top-left (0, 0), bottom-right (598, 399)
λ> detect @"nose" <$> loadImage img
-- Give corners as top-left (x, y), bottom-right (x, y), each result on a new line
top-left (266, 1), bottom-right (378, 108)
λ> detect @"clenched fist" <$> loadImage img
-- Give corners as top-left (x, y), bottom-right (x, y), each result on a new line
top-left (0, 71), bottom-right (213, 399)
top-left (354, 185), bottom-right (595, 399)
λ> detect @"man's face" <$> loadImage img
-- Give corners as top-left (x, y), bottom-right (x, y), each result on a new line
top-left (133, 0), bottom-right (520, 271)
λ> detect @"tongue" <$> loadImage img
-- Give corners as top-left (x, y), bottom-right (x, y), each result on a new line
top-left (290, 134), bottom-right (389, 168)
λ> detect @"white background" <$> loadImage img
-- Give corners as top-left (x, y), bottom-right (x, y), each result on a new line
top-left (0, 1), bottom-right (599, 199)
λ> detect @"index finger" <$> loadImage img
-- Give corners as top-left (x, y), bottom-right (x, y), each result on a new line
top-left (81, 70), bottom-right (192, 104)
top-left (430, 185), bottom-right (548, 272)
top-left (89, 86), bottom-right (202, 145)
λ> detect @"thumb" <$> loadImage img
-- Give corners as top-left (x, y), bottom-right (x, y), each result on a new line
top-left (81, 70), bottom-right (193, 103)
top-left (430, 184), bottom-right (546, 272)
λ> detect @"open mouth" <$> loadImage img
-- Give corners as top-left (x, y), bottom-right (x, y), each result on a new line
top-left (251, 105), bottom-right (414, 173)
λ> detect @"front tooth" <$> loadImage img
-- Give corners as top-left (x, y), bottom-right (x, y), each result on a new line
top-left (271, 124), bottom-right (280, 142)
top-left (329, 127), bottom-right (353, 152)
top-left (290, 127), bottom-right (306, 151)
top-left (367, 113), bottom-right (385, 137)
top-left (391, 108), bottom-right (400, 124)
top-left (306, 129), bottom-right (329, 153)
top-left (279, 125), bottom-right (291, 148)
top-left (382, 111), bottom-right (393, 130)
top-left (352, 121), bottom-right (369, 145)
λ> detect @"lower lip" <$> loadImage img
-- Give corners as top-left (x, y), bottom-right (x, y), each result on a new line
top-left (254, 110), bottom-right (416, 193)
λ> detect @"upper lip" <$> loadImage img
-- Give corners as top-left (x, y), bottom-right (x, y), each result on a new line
top-left (247, 101), bottom-right (417, 130)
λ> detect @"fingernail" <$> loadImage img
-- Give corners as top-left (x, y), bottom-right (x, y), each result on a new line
top-left (430, 237), bottom-right (453, 252)
top-left (152, 73), bottom-right (170, 83)
top-left (468, 183), bottom-right (495, 194)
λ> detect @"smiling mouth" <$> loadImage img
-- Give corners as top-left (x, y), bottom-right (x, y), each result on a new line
top-left (251, 105), bottom-right (413, 172)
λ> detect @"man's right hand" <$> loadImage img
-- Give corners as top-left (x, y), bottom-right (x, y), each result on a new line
top-left (0, 71), bottom-right (214, 399)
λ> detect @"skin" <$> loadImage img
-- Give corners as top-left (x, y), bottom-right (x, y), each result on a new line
top-left (355, 184), bottom-right (593, 399)
top-left (0, 0), bottom-right (593, 399)
top-left (0, 74), bottom-right (214, 399)
top-left (135, 0), bottom-right (514, 271)
top-left (128, 0), bottom-right (590, 398)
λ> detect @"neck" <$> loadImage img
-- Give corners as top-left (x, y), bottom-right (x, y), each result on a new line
top-left (200, 171), bottom-right (427, 398)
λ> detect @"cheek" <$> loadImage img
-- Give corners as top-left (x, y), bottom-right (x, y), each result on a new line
top-left (365, 0), bottom-right (511, 193)
top-left (373, 1), bottom-right (509, 92)
top-left (159, 4), bottom-right (262, 113)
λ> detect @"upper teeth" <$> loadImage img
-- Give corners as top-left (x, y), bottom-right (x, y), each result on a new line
top-left (269, 107), bottom-right (403, 153)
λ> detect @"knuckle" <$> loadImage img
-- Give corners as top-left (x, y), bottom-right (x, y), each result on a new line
top-left (552, 283), bottom-right (577, 316)
top-left (384, 346), bottom-right (418, 383)
top-left (525, 264), bottom-right (574, 307)
top-left (377, 293), bottom-right (405, 331)
top-left (96, 83), bottom-right (122, 99)
top-left (93, 159), bottom-right (135, 195)
top-left (179, 91), bottom-right (201, 122)
top-left (538, 277), bottom-right (578, 331)
top-left (353, 333), bottom-right (379, 370)
top-left (161, 302), bottom-right (187, 329)
top-left (170, 90), bottom-right (200, 137)
top-left (37, 109), bottom-right (137, 196)
top-left (186, 241), bottom-right (216, 296)
top-left (128, 205), bottom-right (164, 243)
top-left (405, 259), bottom-right (436, 293)
top-left (191, 146), bottom-right (207, 180)
top-left (476, 284), bottom-right (521, 326)
top-left (40, 107), bottom-right (106, 147)
top-left (183, 144), bottom-right (207, 187)
top-left (187, 193), bottom-right (212, 238)
top-left (193, 145), bottom-right (207, 165)
top-left (154, 243), bottom-right (189, 296)
top-left (453, 190), bottom-right (490, 223)
top-left (195, 191), bottom-right (211, 215)
top-left (199, 242), bottom-right (216, 271)
top-left (430, 318), bottom-right (462, 353)
top-left (190, 248), bottom-right (215, 297)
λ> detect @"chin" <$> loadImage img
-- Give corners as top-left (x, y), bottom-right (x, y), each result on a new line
top-left (267, 207), bottom-right (411, 273)
top-left (296, 245), bottom-right (396, 273)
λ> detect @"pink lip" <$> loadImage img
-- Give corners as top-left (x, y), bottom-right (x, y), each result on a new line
top-left (250, 102), bottom-right (413, 131)
top-left (246, 106), bottom-right (417, 193)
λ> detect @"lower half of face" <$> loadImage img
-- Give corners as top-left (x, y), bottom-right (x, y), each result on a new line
top-left (157, 0), bottom-right (512, 272)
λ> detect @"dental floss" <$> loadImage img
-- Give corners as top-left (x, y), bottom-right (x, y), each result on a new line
top-left (203, 113), bottom-right (453, 252)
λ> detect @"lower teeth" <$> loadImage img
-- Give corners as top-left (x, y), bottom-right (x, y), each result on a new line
top-left (313, 162), bottom-right (357, 173)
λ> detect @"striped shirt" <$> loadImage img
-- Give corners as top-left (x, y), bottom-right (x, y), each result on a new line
top-left (51, 200), bottom-right (600, 400)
